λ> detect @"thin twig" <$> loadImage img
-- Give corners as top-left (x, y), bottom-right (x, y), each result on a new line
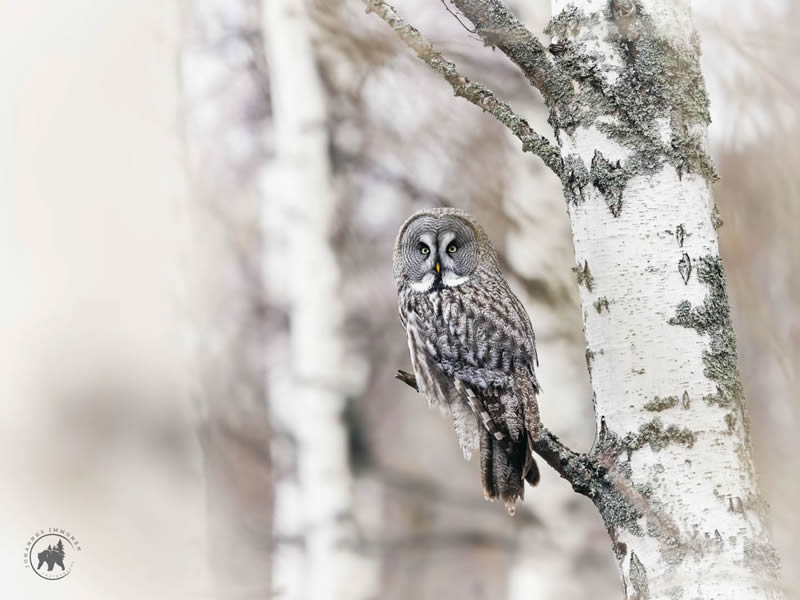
top-left (362, 0), bottom-right (563, 177)
top-left (395, 369), bottom-right (419, 391)
top-left (439, 0), bottom-right (477, 35)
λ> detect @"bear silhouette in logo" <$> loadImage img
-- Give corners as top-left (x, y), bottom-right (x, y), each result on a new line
top-left (37, 539), bottom-right (66, 572)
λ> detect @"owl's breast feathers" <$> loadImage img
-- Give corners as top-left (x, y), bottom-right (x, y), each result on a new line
top-left (399, 276), bottom-right (542, 513)
top-left (400, 277), bottom-right (540, 393)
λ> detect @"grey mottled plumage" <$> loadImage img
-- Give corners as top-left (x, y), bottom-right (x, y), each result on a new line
top-left (393, 207), bottom-right (542, 515)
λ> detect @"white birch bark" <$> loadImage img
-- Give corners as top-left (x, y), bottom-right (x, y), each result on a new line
top-left (548, 1), bottom-right (783, 597)
top-left (263, 1), bottom-right (377, 598)
top-left (503, 150), bottom-right (620, 600)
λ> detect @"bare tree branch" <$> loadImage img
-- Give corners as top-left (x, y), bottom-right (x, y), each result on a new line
top-left (450, 0), bottom-right (568, 107)
top-left (395, 369), bottom-right (601, 499)
top-left (362, 0), bottom-right (563, 177)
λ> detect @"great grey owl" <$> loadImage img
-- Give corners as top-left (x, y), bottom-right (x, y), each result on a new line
top-left (393, 207), bottom-right (542, 515)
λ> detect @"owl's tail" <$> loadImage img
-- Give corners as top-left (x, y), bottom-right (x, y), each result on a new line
top-left (480, 429), bottom-right (539, 515)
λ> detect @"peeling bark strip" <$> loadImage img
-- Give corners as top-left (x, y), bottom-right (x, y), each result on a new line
top-left (364, 0), bottom-right (783, 598)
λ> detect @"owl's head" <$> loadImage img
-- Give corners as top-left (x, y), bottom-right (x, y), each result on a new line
top-left (393, 208), bottom-right (497, 293)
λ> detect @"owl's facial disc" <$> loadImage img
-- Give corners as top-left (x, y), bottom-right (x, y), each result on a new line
top-left (401, 216), bottom-right (478, 293)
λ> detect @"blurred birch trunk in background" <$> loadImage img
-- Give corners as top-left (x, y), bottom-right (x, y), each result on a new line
top-left (262, 1), bottom-right (377, 599)
top-left (180, 1), bottom-right (274, 598)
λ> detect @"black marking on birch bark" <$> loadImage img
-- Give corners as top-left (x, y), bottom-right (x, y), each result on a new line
top-left (625, 417), bottom-right (695, 455)
top-left (585, 348), bottom-right (596, 376)
top-left (628, 551), bottom-right (649, 600)
top-left (711, 203), bottom-right (724, 230)
top-left (643, 395), bottom-right (679, 412)
top-left (724, 412), bottom-right (737, 434)
top-left (668, 256), bottom-right (745, 413)
top-left (675, 223), bottom-right (686, 247)
top-left (678, 252), bottom-right (692, 284)
top-left (681, 390), bottom-right (690, 409)
top-left (573, 260), bottom-right (594, 291)
top-left (590, 150), bottom-right (626, 216)
top-left (713, 528), bottom-right (724, 546)
top-left (728, 496), bottom-right (745, 514)
top-left (614, 541), bottom-right (628, 560)
top-left (594, 297), bottom-right (610, 313)
top-left (546, 4), bottom-right (717, 187)
top-left (562, 154), bottom-right (590, 204)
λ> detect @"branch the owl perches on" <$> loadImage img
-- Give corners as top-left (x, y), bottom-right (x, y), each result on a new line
top-left (395, 369), bottom-right (623, 512)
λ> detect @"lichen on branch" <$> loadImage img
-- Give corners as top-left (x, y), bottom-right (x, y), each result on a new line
top-left (395, 369), bottom-right (646, 540)
top-left (361, 0), bottom-right (564, 177)
top-left (449, 0), bottom-right (571, 108)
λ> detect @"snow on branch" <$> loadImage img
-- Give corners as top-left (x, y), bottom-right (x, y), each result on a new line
top-left (362, 0), bottom-right (564, 177)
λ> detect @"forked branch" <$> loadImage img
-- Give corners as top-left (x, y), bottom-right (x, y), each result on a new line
top-left (450, 0), bottom-right (568, 106)
top-left (362, 0), bottom-right (563, 177)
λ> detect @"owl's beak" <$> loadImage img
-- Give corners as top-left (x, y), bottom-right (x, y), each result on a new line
top-left (436, 262), bottom-right (441, 274)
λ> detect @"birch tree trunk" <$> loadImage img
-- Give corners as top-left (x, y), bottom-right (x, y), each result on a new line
top-left (547, 1), bottom-right (782, 597)
top-left (263, 1), bottom-right (377, 598)
top-left (503, 150), bottom-right (620, 600)
top-left (361, 0), bottom-right (784, 598)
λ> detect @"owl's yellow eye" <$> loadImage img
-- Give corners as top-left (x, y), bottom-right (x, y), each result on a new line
top-left (419, 244), bottom-right (430, 255)
top-left (447, 244), bottom-right (458, 254)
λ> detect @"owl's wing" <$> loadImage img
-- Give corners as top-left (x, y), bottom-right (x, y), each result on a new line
top-left (508, 289), bottom-right (539, 369)
top-left (406, 310), bottom-right (481, 459)
top-left (439, 286), bottom-right (542, 508)
top-left (437, 284), bottom-right (540, 396)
